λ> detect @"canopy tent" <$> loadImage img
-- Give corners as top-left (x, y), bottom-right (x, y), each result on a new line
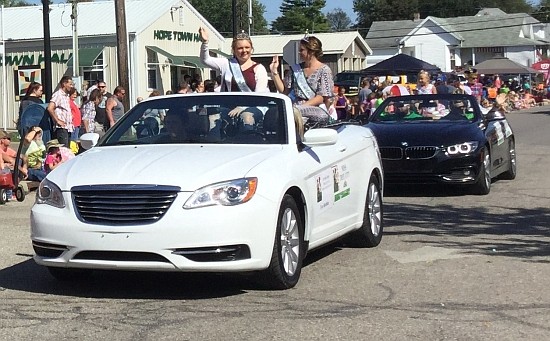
top-left (531, 59), bottom-right (550, 85)
top-left (473, 57), bottom-right (539, 75)
top-left (362, 54), bottom-right (441, 75)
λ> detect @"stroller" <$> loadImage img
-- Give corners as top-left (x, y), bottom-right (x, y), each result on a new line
top-left (0, 103), bottom-right (51, 204)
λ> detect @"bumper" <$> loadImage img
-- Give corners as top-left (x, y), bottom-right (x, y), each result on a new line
top-left (31, 191), bottom-right (278, 272)
top-left (382, 151), bottom-right (483, 185)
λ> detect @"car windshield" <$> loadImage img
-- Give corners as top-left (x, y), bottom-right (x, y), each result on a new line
top-left (99, 94), bottom-right (288, 146)
top-left (334, 73), bottom-right (362, 83)
top-left (370, 94), bottom-right (480, 123)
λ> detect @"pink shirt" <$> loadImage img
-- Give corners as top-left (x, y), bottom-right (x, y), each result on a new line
top-left (50, 89), bottom-right (74, 132)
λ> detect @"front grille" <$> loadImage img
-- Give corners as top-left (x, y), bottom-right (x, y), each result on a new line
top-left (72, 185), bottom-right (180, 225)
top-left (73, 251), bottom-right (171, 263)
top-left (405, 146), bottom-right (438, 159)
top-left (380, 147), bottom-right (403, 160)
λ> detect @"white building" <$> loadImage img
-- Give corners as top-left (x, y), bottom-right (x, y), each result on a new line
top-left (366, 8), bottom-right (550, 73)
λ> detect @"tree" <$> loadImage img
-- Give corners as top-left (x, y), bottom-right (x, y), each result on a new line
top-left (189, 0), bottom-right (268, 37)
top-left (271, 0), bottom-right (330, 34)
top-left (326, 8), bottom-right (352, 31)
top-left (0, 0), bottom-right (33, 6)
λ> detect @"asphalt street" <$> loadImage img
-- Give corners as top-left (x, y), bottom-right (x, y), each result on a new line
top-left (0, 106), bottom-right (549, 340)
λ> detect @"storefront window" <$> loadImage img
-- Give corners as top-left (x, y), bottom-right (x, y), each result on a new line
top-left (147, 49), bottom-right (159, 90)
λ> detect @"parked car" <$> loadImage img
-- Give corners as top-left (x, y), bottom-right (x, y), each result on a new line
top-left (363, 93), bottom-right (516, 194)
top-left (333, 71), bottom-right (366, 97)
top-left (31, 92), bottom-right (384, 289)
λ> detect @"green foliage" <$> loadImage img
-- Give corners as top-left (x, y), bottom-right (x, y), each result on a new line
top-left (326, 8), bottom-right (352, 31)
top-left (0, 0), bottom-right (33, 6)
top-left (189, 0), bottom-right (268, 37)
top-left (271, 0), bottom-right (330, 34)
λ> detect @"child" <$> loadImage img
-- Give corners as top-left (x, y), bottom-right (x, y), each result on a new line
top-left (44, 139), bottom-right (64, 173)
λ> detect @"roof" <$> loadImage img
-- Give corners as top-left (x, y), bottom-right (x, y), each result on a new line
top-left (365, 20), bottom-right (421, 49)
top-left (473, 57), bottom-right (539, 74)
top-left (362, 54), bottom-right (440, 75)
top-left (368, 11), bottom-right (547, 49)
top-left (228, 31), bottom-right (372, 57)
top-left (0, 0), bottom-right (224, 42)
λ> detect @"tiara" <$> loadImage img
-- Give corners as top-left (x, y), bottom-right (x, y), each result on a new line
top-left (235, 30), bottom-right (250, 40)
top-left (301, 29), bottom-right (310, 42)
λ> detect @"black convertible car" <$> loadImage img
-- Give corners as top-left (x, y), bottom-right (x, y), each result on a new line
top-left (364, 94), bottom-right (516, 194)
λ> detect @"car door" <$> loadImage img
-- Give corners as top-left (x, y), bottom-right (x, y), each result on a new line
top-left (296, 129), bottom-right (369, 244)
top-left (484, 113), bottom-right (512, 172)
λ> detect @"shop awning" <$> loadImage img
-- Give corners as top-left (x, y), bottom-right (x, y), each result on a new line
top-left (211, 49), bottom-right (230, 58)
top-left (146, 46), bottom-right (204, 68)
top-left (67, 47), bottom-right (103, 68)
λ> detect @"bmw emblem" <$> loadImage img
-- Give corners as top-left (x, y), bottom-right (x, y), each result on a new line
top-left (401, 142), bottom-right (408, 147)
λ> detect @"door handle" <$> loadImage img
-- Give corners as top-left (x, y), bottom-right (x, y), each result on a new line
top-left (338, 145), bottom-right (347, 152)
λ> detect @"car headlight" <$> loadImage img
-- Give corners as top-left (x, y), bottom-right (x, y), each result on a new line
top-left (36, 179), bottom-right (66, 208)
top-left (183, 177), bottom-right (258, 209)
top-left (445, 141), bottom-right (479, 156)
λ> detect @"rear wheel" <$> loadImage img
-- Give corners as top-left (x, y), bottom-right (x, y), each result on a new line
top-left (473, 148), bottom-right (491, 195)
top-left (261, 195), bottom-right (304, 290)
top-left (500, 139), bottom-right (517, 180)
top-left (0, 189), bottom-right (7, 204)
top-left (351, 173), bottom-right (383, 247)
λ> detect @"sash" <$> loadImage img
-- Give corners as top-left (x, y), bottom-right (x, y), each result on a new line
top-left (290, 63), bottom-right (316, 100)
top-left (228, 58), bottom-right (253, 92)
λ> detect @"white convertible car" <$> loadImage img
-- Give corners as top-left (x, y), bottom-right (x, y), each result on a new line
top-left (31, 92), bottom-right (383, 289)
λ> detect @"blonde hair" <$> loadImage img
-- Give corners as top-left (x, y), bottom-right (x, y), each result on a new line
top-left (231, 31), bottom-right (253, 52)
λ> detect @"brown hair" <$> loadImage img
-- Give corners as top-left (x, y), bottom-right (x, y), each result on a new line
top-left (23, 82), bottom-right (42, 99)
top-left (300, 35), bottom-right (323, 59)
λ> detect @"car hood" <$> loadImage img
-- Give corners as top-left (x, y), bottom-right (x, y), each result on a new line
top-left (368, 121), bottom-right (484, 147)
top-left (48, 144), bottom-right (283, 191)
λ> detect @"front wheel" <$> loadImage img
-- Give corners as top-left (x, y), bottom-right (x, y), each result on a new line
top-left (472, 148), bottom-right (491, 195)
top-left (261, 195), bottom-right (304, 290)
top-left (16, 186), bottom-right (25, 202)
top-left (351, 173), bottom-right (383, 247)
top-left (500, 138), bottom-right (517, 180)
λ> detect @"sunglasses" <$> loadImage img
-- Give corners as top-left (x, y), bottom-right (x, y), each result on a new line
top-left (98, 86), bottom-right (106, 88)
top-left (1, 136), bottom-right (11, 140)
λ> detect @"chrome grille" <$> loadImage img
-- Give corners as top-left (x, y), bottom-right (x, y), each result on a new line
top-left (380, 147), bottom-right (403, 160)
top-left (72, 185), bottom-right (180, 225)
top-left (405, 146), bottom-right (438, 159)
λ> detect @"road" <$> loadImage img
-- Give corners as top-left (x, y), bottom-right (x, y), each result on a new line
top-left (1, 107), bottom-right (549, 340)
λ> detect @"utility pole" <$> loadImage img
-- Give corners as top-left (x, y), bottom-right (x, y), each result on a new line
top-left (42, 0), bottom-right (52, 101)
top-left (114, 0), bottom-right (129, 110)
top-left (232, 0), bottom-right (237, 37)
top-left (70, 0), bottom-right (79, 78)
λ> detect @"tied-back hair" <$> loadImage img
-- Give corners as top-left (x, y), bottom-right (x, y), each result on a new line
top-left (300, 31), bottom-right (323, 59)
top-left (23, 81), bottom-right (42, 99)
top-left (231, 30), bottom-right (253, 51)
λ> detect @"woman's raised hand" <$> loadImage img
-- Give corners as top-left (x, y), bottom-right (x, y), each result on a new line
top-left (270, 56), bottom-right (279, 74)
top-left (198, 27), bottom-right (209, 43)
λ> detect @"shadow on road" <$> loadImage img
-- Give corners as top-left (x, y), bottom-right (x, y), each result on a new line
top-left (383, 200), bottom-right (550, 261)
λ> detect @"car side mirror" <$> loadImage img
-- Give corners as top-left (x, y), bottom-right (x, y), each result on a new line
top-left (303, 128), bottom-right (338, 146)
top-left (79, 133), bottom-right (100, 150)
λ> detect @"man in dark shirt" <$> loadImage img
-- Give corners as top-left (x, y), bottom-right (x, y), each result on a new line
top-left (94, 80), bottom-right (112, 132)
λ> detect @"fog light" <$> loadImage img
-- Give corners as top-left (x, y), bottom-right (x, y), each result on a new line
top-left (463, 170), bottom-right (471, 176)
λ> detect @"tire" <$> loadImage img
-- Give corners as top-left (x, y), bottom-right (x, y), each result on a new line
top-left (47, 267), bottom-right (92, 281)
top-left (500, 138), bottom-right (517, 180)
top-left (0, 189), bottom-right (6, 204)
top-left (352, 173), bottom-right (383, 247)
top-left (473, 148), bottom-right (491, 195)
top-left (16, 186), bottom-right (25, 202)
top-left (261, 195), bottom-right (304, 290)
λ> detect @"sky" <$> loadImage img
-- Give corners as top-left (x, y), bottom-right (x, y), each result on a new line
top-left (28, 0), bottom-right (358, 26)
